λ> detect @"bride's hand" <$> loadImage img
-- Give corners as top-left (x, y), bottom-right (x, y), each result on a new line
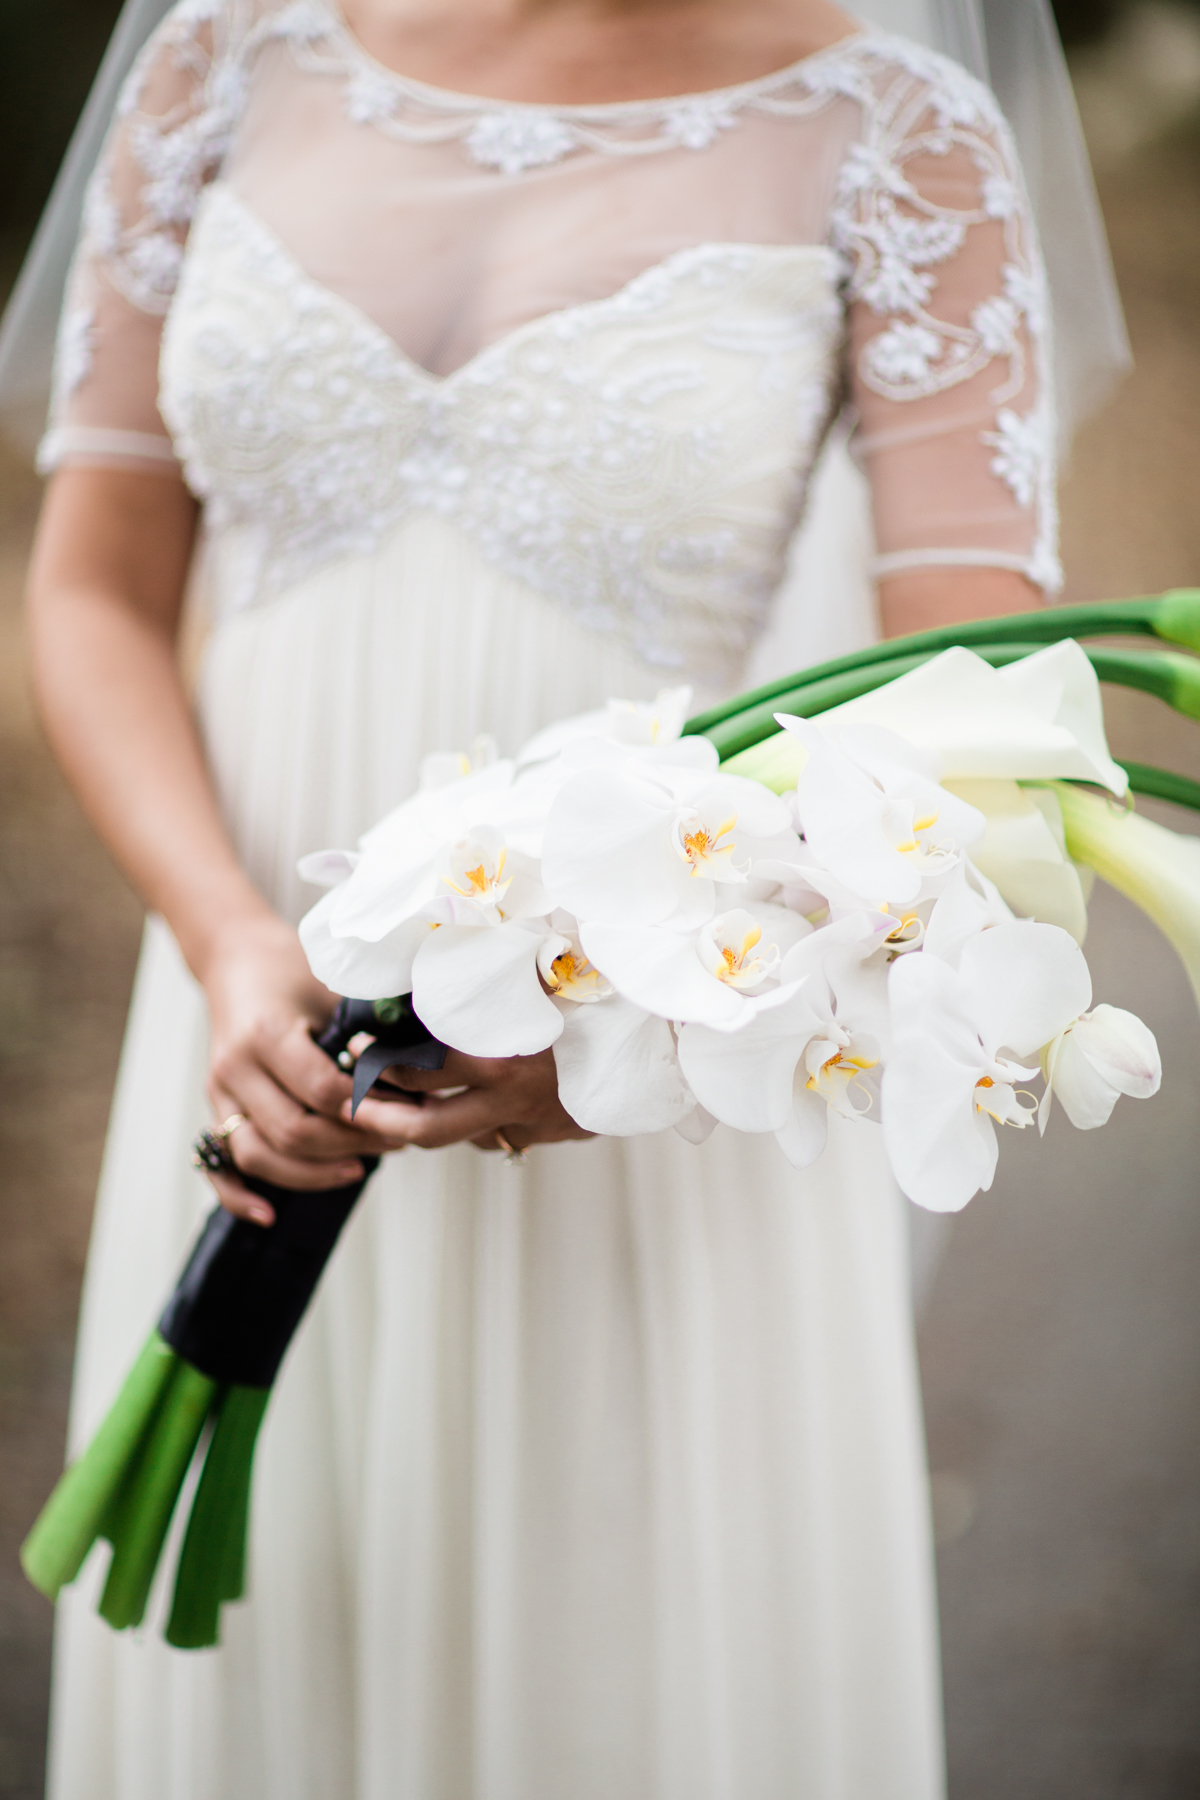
top-left (348, 1049), bottom-right (593, 1156)
top-left (201, 916), bottom-right (393, 1224)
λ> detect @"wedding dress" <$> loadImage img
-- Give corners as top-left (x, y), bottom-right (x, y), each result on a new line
top-left (41, 5), bottom-right (1057, 1795)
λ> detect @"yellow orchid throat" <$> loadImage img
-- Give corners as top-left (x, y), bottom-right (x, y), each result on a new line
top-left (545, 949), bottom-right (604, 996)
top-left (678, 812), bottom-right (738, 876)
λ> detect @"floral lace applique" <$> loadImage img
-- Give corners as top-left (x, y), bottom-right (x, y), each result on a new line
top-left (828, 40), bottom-right (1060, 590)
top-left (48, 3), bottom-right (1061, 608)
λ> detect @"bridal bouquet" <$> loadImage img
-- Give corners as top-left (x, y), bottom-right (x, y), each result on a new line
top-left (23, 589), bottom-right (1200, 1649)
top-left (300, 593), bottom-right (1200, 1211)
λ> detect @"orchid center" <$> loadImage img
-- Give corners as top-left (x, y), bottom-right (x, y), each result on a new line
top-left (803, 1030), bottom-right (879, 1115)
top-left (437, 826), bottom-right (513, 912)
top-left (698, 910), bottom-right (780, 990)
top-left (537, 934), bottom-right (612, 1003)
top-left (674, 808), bottom-right (741, 879)
top-left (973, 1070), bottom-right (1037, 1128)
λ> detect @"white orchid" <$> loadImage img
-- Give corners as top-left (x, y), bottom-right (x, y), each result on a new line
top-left (552, 994), bottom-right (696, 1136)
top-left (298, 762), bottom-right (571, 1055)
top-left (676, 912), bottom-right (892, 1165)
top-left (516, 685), bottom-right (693, 769)
top-left (883, 921), bottom-right (1093, 1212)
top-left (541, 762), bottom-right (798, 931)
top-left (776, 715), bottom-right (985, 905)
top-left (581, 901), bottom-right (811, 1028)
top-left (1040, 1005), bottom-right (1161, 1131)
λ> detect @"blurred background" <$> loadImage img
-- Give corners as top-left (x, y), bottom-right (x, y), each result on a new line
top-left (1, 2), bottom-right (1199, 1796)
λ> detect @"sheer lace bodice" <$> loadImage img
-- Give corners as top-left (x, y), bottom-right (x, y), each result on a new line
top-left (44, 0), bottom-right (1060, 673)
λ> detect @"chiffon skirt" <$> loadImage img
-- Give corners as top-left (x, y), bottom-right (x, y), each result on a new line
top-left (46, 504), bottom-right (945, 1800)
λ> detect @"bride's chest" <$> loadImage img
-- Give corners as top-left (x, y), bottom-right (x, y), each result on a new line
top-left (158, 184), bottom-right (847, 663)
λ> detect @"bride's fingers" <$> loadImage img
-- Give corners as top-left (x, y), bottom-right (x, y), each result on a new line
top-left (223, 1115), bottom-right (367, 1192)
top-left (261, 1017), bottom-right (359, 1119)
top-left (209, 1058), bottom-right (370, 1167)
top-left (357, 1085), bottom-right (507, 1151)
top-left (204, 1167), bottom-right (276, 1227)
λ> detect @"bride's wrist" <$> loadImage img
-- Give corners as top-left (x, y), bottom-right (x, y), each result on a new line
top-left (175, 888), bottom-right (294, 990)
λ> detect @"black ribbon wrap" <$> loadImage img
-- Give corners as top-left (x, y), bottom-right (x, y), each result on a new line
top-left (158, 997), bottom-right (445, 1387)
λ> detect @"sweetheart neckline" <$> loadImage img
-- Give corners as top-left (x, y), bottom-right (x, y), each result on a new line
top-left (202, 184), bottom-right (844, 390)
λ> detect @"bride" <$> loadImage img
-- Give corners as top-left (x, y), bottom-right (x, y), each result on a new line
top-left (4, 0), bottom-right (1126, 1793)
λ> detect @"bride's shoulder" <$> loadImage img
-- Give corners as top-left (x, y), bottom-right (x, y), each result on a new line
top-left (827, 28), bottom-right (1005, 134)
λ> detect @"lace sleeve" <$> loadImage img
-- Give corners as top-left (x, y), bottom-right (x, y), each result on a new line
top-left (39, 0), bottom-right (250, 476)
top-left (833, 46), bottom-right (1061, 594)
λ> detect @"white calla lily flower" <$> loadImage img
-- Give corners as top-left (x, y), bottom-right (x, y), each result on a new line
top-left (944, 779), bottom-right (1089, 942)
top-left (1054, 781), bottom-right (1200, 1012)
top-left (1039, 1004), bottom-right (1161, 1132)
top-left (883, 920), bottom-right (1093, 1212)
top-left (827, 642), bottom-right (1128, 793)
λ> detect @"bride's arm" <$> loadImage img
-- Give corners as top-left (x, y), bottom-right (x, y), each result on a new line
top-left (28, 468), bottom-right (586, 1193)
top-left (877, 566), bottom-right (1038, 639)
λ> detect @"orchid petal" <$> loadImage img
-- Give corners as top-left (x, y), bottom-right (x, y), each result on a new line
top-left (676, 982), bottom-right (817, 1132)
top-left (957, 920), bottom-right (1092, 1060)
top-left (542, 769), bottom-right (692, 926)
top-left (882, 953), bottom-right (1001, 1211)
top-left (297, 848), bottom-right (359, 888)
top-left (773, 1085), bottom-right (829, 1169)
top-left (1041, 1004), bottom-right (1161, 1131)
top-left (411, 924), bottom-right (563, 1057)
top-left (580, 921), bottom-right (747, 1026)
top-left (299, 887), bottom-right (433, 999)
top-left (552, 995), bottom-right (695, 1135)
top-left (674, 1104), bottom-right (719, 1145)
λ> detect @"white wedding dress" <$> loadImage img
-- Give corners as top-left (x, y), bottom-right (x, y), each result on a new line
top-left (40, 6), bottom-right (1058, 1796)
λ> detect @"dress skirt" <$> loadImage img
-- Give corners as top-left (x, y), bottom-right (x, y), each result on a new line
top-left (46, 508), bottom-right (945, 1800)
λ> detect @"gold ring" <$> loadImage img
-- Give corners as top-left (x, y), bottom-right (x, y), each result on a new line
top-left (494, 1130), bottom-right (527, 1166)
top-left (213, 1112), bottom-right (247, 1143)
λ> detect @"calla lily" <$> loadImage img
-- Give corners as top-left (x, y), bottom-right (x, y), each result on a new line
top-left (883, 920), bottom-right (1093, 1211)
top-left (1039, 1004), bottom-right (1161, 1131)
top-left (1054, 781), bottom-right (1200, 1013)
top-left (725, 641), bottom-right (1129, 798)
top-left (827, 642), bottom-right (1129, 792)
top-left (943, 779), bottom-right (1089, 942)
top-left (542, 765), bottom-right (797, 930)
top-left (776, 716), bottom-right (984, 904)
top-left (581, 902), bottom-right (811, 1028)
top-left (552, 993), bottom-right (696, 1135)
